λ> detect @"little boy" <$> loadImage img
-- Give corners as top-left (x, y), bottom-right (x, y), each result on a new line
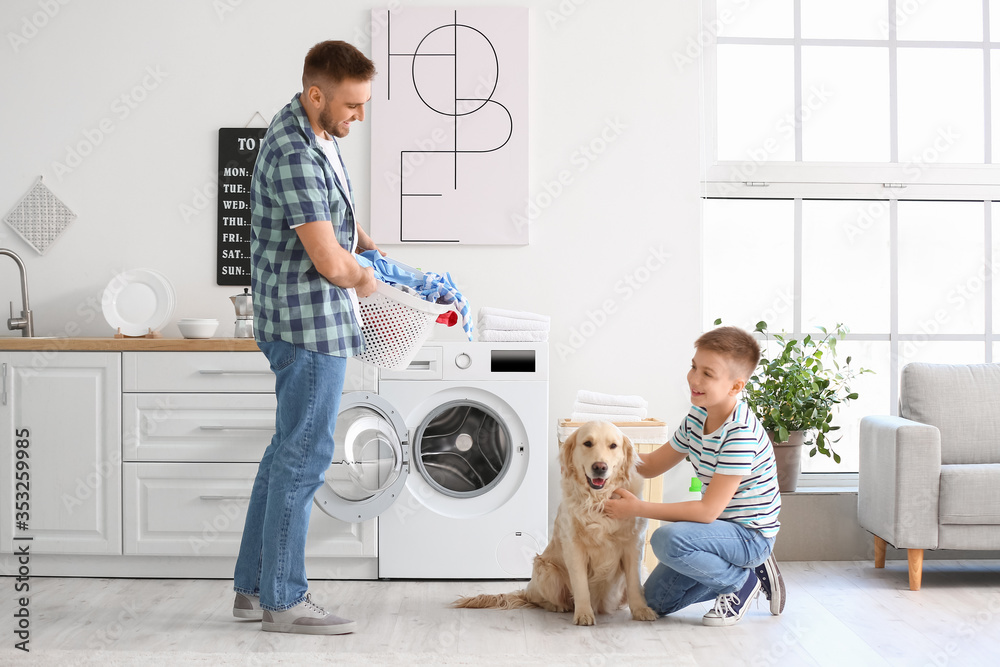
top-left (605, 326), bottom-right (784, 626)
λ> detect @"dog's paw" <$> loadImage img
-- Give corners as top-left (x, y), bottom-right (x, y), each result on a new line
top-left (631, 605), bottom-right (658, 622)
top-left (573, 609), bottom-right (596, 626)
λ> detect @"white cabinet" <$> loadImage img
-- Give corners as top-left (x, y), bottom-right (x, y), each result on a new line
top-left (120, 351), bottom-right (374, 561)
top-left (0, 347), bottom-right (376, 577)
top-left (0, 352), bottom-right (122, 555)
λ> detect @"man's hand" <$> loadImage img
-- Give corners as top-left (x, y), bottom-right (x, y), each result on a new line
top-left (605, 487), bottom-right (641, 520)
top-left (356, 265), bottom-right (377, 298)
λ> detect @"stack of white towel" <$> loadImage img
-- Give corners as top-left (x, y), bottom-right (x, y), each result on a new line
top-left (477, 307), bottom-right (550, 342)
top-left (570, 389), bottom-right (648, 423)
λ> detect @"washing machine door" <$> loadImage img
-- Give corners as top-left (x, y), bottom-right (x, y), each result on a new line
top-left (313, 392), bottom-right (408, 523)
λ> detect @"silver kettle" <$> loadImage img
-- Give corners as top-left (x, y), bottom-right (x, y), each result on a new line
top-left (231, 288), bottom-right (253, 337)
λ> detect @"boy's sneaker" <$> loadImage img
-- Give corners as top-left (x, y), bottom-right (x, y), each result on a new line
top-left (233, 592), bottom-right (262, 620)
top-left (754, 553), bottom-right (786, 615)
top-left (261, 593), bottom-right (357, 635)
top-left (702, 570), bottom-right (762, 627)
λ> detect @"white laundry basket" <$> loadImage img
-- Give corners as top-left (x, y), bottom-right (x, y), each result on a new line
top-left (357, 281), bottom-right (450, 370)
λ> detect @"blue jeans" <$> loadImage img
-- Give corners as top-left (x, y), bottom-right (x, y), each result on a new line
top-left (233, 340), bottom-right (347, 612)
top-left (644, 520), bottom-right (774, 615)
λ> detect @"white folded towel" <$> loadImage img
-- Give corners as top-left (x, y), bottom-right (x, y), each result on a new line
top-left (576, 389), bottom-right (648, 409)
top-left (478, 307), bottom-right (550, 323)
top-left (479, 329), bottom-right (549, 342)
top-left (479, 314), bottom-right (550, 332)
top-left (572, 401), bottom-right (647, 418)
top-left (570, 411), bottom-right (645, 423)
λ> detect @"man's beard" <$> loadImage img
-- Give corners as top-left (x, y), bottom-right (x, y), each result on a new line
top-left (319, 108), bottom-right (348, 138)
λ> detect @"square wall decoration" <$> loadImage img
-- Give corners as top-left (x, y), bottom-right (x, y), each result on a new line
top-left (4, 177), bottom-right (77, 254)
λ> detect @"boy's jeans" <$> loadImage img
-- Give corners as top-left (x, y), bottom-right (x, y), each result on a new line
top-left (644, 520), bottom-right (774, 615)
top-left (233, 340), bottom-right (347, 612)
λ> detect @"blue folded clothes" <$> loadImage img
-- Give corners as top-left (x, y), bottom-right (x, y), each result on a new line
top-left (355, 251), bottom-right (473, 341)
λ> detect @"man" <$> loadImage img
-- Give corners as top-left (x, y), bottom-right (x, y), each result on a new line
top-left (232, 40), bottom-right (379, 635)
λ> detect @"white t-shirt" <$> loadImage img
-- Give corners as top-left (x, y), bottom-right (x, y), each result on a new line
top-left (316, 133), bottom-right (363, 324)
top-left (670, 401), bottom-right (782, 538)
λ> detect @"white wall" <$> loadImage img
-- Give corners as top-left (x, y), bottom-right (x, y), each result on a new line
top-left (0, 0), bottom-right (703, 520)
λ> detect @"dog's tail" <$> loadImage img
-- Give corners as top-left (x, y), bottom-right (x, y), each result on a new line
top-left (452, 590), bottom-right (536, 610)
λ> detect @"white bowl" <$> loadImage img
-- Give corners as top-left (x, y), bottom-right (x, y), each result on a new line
top-left (177, 319), bottom-right (219, 338)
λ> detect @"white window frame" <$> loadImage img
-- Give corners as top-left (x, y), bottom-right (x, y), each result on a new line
top-left (701, 0), bottom-right (1000, 201)
top-left (700, 0), bottom-right (1000, 485)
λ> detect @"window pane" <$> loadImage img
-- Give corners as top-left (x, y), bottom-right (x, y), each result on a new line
top-left (801, 47), bottom-right (890, 161)
top-left (801, 201), bottom-right (890, 333)
top-left (703, 199), bottom-right (794, 332)
top-left (993, 50), bottom-right (999, 163)
top-left (993, 202), bottom-right (1000, 333)
top-left (992, 0), bottom-right (1000, 41)
top-left (895, 0), bottom-right (984, 42)
top-left (898, 202), bottom-right (985, 335)
top-left (801, 0), bottom-right (888, 40)
top-left (716, 45), bottom-right (794, 162)
top-left (897, 48), bottom-right (984, 164)
top-left (897, 340), bottom-right (986, 368)
top-left (799, 340), bottom-right (891, 474)
top-left (716, 0), bottom-right (792, 39)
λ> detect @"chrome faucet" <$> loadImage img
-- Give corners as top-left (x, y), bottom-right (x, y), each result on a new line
top-left (0, 248), bottom-right (34, 337)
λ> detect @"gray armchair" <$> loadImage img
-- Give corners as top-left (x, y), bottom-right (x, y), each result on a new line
top-left (859, 362), bottom-right (1000, 590)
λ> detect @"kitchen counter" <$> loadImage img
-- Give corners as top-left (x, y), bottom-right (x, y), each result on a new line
top-left (0, 337), bottom-right (260, 351)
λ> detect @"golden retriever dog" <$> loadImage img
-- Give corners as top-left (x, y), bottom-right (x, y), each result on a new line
top-left (454, 421), bottom-right (657, 625)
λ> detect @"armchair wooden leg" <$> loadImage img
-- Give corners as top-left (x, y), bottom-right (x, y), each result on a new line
top-left (874, 535), bottom-right (886, 568)
top-left (908, 549), bottom-right (924, 591)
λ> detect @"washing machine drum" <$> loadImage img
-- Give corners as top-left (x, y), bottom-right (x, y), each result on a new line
top-left (413, 400), bottom-right (512, 498)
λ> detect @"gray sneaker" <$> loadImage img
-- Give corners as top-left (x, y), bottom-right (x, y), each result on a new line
top-left (261, 593), bottom-right (357, 635)
top-left (233, 592), bottom-right (262, 620)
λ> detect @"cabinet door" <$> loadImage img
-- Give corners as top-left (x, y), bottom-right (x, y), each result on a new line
top-left (122, 393), bottom-right (277, 462)
top-left (122, 462), bottom-right (376, 558)
top-left (0, 352), bottom-right (122, 554)
top-left (122, 352), bottom-right (274, 393)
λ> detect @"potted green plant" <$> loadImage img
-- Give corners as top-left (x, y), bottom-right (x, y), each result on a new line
top-left (723, 319), bottom-right (870, 492)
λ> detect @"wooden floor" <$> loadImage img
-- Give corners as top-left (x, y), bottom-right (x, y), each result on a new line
top-left (3, 560), bottom-right (1000, 666)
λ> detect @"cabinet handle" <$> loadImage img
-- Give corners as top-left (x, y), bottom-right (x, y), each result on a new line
top-left (197, 370), bottom-right (273, 376)
top-left (1, 362), bottom-right (6, 406)
top-left (198, 495), bottom-right (252, 501)
top-left (199, 425), bottom-right (273, 431)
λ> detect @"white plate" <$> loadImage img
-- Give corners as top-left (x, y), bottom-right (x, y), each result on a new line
top-left (102, 269), bottom-right (176, 336)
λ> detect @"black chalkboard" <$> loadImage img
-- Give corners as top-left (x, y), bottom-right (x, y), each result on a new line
top-left (217, 127), bottom-right (267, 286)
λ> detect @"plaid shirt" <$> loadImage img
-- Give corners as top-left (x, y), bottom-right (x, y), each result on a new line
top-left (250, 94), bottom-right (363, 356)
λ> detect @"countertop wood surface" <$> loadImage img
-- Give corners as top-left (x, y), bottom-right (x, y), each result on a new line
top-left (0, 337), bottom-right (260, 351)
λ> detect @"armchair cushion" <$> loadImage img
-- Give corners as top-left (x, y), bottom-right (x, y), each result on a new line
top-left (900, 363), bottom-right (1000, 465)
top-left (939, 464), bottom-right (1000, 525)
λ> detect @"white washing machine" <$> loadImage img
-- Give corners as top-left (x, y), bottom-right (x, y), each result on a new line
top-left (313, 341), bottom-right (548, 579)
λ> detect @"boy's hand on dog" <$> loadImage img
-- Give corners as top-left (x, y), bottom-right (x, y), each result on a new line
top-left (604, 488), bottom-right (640, 519)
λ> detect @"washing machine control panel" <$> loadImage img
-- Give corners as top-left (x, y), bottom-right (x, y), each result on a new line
top-left (379, 342), bottom-right (548, 381)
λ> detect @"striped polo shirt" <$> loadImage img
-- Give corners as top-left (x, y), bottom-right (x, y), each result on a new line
top-left (670, 401), bottom-right (781, 538)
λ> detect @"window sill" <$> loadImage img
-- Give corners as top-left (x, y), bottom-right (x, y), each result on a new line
top-left (788, 472), bottom-right (858, 494)
top-left (785, 486), bottom-right (858, 494)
